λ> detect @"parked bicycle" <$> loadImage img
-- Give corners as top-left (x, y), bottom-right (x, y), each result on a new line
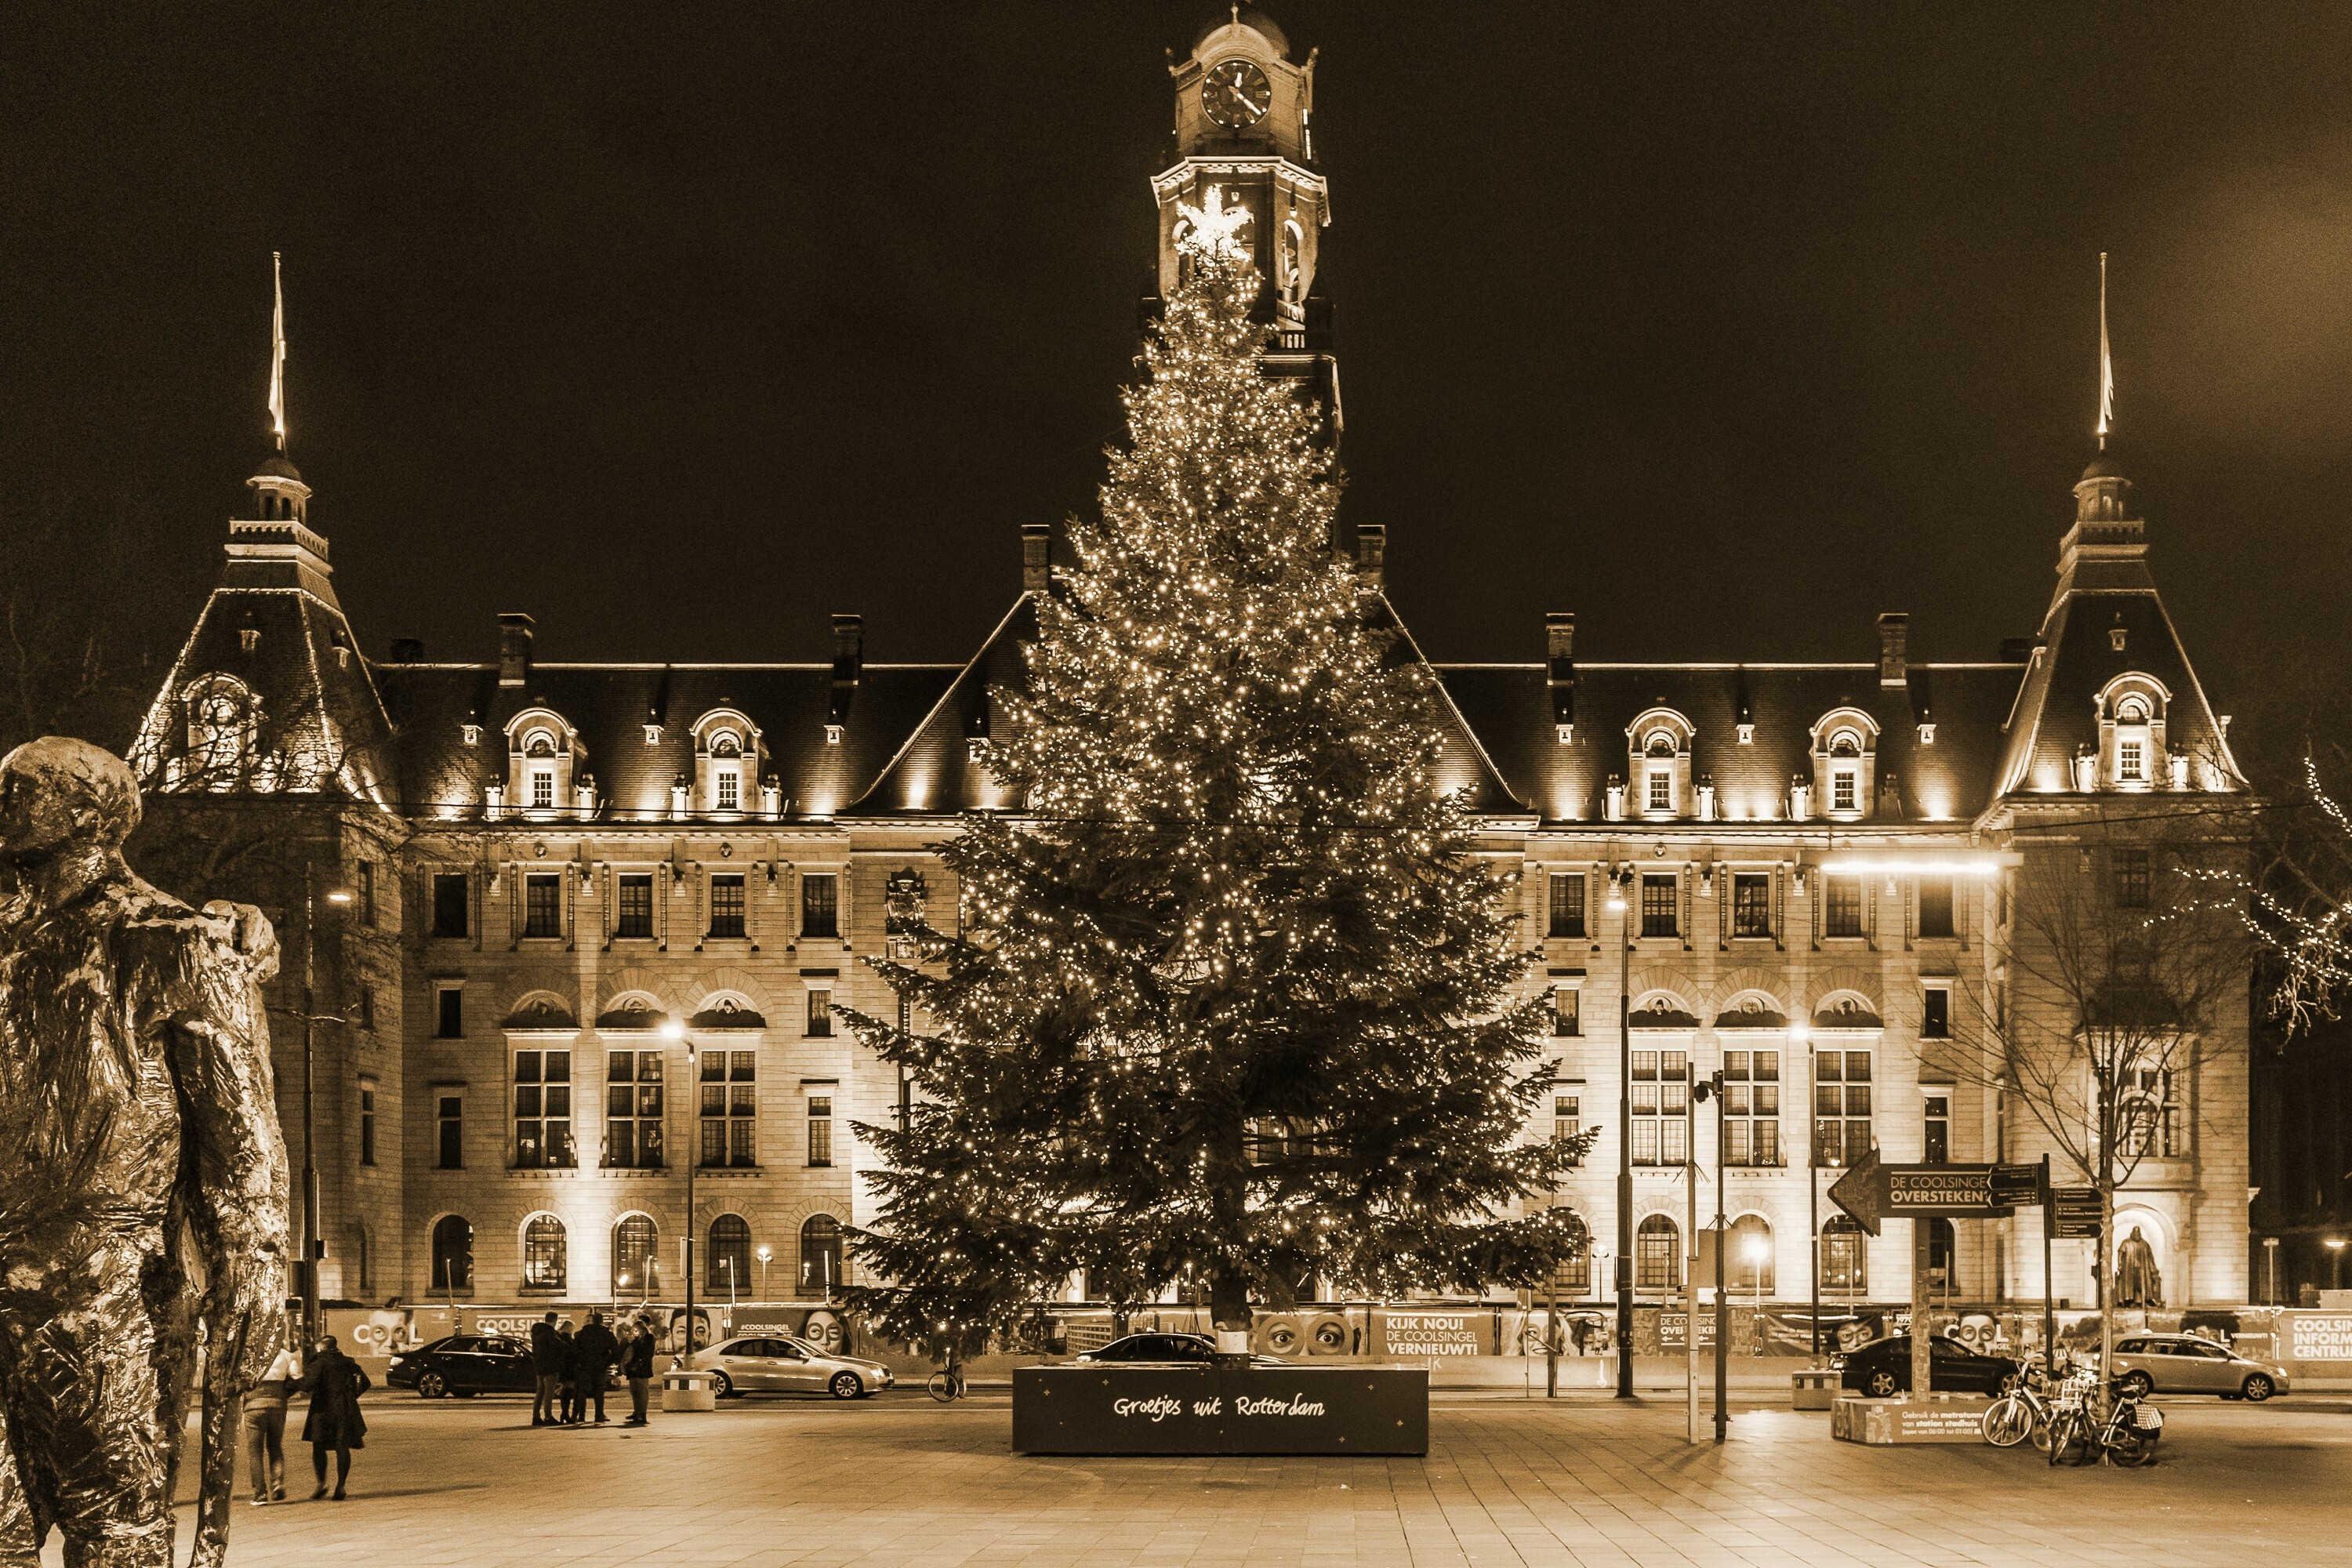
top-left (1982, 1365), bottom-right (2063, 1450)
top-left (2046, 1377), bottom-right (2163, 1467)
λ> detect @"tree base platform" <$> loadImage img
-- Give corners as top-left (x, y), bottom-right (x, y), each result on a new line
top-left (1012, 1364), bottom-right (1428, 1455)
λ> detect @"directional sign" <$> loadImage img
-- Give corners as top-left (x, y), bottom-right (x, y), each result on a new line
top-left (1989, 1163), bottom-right (2045, 1209)
top-left (2049, 1188), bottom-right (2103, 1240)
top-left (1828, 1149), bottom-right (2013, 1237)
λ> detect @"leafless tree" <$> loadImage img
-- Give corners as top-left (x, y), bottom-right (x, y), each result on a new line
top-left (1927, 816), bottom-right (2251, 1385)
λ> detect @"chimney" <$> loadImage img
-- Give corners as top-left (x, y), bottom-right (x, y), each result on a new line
top-left (1022, 524), bottom-right (1051, 594)
top-left (1355, 524), bottom-right (1385, 586)
top-left (387, 637), bottom-right (425, 663)
top-left (497, 612), bottom-right (534, 688)
top-left (1546, 612), bottom-right (1576, 742)
top-left (1877, 612), bottom-right (1908, 688)
top-left (829, 613), bottom-right (863, 726)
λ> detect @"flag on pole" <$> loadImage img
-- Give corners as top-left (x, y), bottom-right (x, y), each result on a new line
top-left (2096, 251), bottom-right (2113, 450)
top-left (269, 252), bottom-right (287, 451)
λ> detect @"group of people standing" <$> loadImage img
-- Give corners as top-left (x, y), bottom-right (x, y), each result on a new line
top-left (241, 1332), bottom-right (370, 1504)
top-left (531, 1309), bottom-right (662, 1426)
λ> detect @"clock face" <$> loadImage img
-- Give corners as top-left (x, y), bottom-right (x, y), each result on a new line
top-left (1202, 60), bottom-right (1272, 129)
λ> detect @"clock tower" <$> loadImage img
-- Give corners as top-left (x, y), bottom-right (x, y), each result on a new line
top-left (1152, 8), bottom-right (1338, 431)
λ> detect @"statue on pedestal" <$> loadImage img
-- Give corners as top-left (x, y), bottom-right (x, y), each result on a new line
top-left (0, 739), bottom-right (291, 1568)
top-left (2115, 1226), bottom-right (2163, 1309)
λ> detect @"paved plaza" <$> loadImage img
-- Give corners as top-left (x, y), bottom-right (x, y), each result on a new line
top-left (100, 1389), bottom-right (2352, 1568)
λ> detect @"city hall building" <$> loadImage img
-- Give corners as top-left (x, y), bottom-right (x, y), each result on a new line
top-left (130, 9), bottom-right (2253, 1323)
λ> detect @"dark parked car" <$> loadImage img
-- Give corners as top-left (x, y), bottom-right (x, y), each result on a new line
top-left (1834, 1334), bottom-right (2018, 1398)
top-left (1072, 1333), bottom-right (1290, 1369)
top-left (385, 1334), bottom-right (537, 1398)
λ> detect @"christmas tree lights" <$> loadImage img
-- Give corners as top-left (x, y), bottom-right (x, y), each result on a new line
top-left (843, 217), bottom-right (1593, 1357)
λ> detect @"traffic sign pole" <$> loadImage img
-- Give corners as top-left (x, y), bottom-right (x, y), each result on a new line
top-left (2039, 1154), bottom-right (2056, 1377)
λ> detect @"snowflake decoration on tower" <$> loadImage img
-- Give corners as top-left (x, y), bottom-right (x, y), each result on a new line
top-left (1175, 186), bottom-right (1254, 262)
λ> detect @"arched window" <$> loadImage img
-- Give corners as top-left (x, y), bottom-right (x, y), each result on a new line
top-left (521, 1214), bottom-right (567, 1293)
top-left (1729, 1214), bottom-right (1774, 1294)
top-left (1820, 1214), bottom-right (1866, 1294)
top-left (430, 1215), bottom-right (473, 1293)
top-left (1828, 731), bottom-right (1862, 813)
top-left (709, 1214), bottom-right (752, 1293)
top-left (800, 1214), bottom-right (844, 1296)
top-left (1635, 1214), bottom-right (1681, 1292)
top-left (710, 731), bottom-right (742, 811)
top-left (614, 1214), bottom-right (661, 1299)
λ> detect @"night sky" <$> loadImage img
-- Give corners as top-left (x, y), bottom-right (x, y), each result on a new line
top-left (10, 3), bottom-right (2352, 753)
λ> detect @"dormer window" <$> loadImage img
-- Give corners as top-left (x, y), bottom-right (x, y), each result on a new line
top-left (711, 732), bottom-right (742, 812)
top-left (1624, 710), bottom-right (1694, 820)
top-left (1645, 733), bottom-right (1675, 814)
top-left (1808, 710), bottom-right (1879, 821)
top-left (1829, 733), bottom-right (1860, 813)
top-left (503, 710), bottom-right (583, 819)
top-left (525, 731), bottom-right (557, 810)
top-left (2096, 677), bottom-right (2169, 793)
top-left (691, 712), bottom-right (763, 815)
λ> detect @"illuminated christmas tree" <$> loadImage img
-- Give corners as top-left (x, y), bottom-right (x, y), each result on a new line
top-left (845, 199), bottom-right (1588, 1355)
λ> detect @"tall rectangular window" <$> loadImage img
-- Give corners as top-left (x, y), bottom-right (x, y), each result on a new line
top-left (2118, 739), bottom-right (2145, 782)
top-left (1629, 1048), bottom-right (1689, 1166)
top-left (714, 765), bottom-right (740, 811)
top-left (530, 766), bottom-right (555, 810)
top-left (615, 873), bottom-right (654, 938)
top-left (436, 1094), bottom-right (463, 1169)
top-left (357, 861), bottom-right (376, 927)
top-left (709, 873), bottom-right (746, 938)
top-left (1547, 873), bottom-right (1585, 939)
top-left (359, 1082), bottom-right (377, 1166)
top-left (1824, 875), bottom-right (1863, 938)
top-left (1813, 1050), bottom-right (1873, 1167)
top-left (808, 1095), bottom-right (833, 1167)
top-left (1552, 1094), bottom-right (1581, 1167)
top-left (1918, 876), bottom-right (1955, 938)
top-left (1646, 768), bottom-right (1673, 813)
top-left (524, 873), bottom-right (561, 938)
top-left (1923, 1091), bottom-right (1951, 1163)
top-left (435, 985), bottom-right (463, 1039)
top-left (356, 985), bottom-right (376, 1032)
top-left (513, 1049), bottom-right (573, 1169)
top-left (432, 873), bottom-right (469, 938)
top-left (807, 987), bottom-right (833, 1037)
top-left (1732, 873), bottom-right (1771, 938)
top-left (604, 1050), bottom-right (666, 1168)
top-left (1640, 873), bottom-right (1678, 938)
top-left (700, 1050), bottom-right (757, 1168)
top-left (1722, 1049), bottom-right (1780, 1166)
top-left (801, 873), bottom-right (839, 938)
top-left (1922, 985), bottom-right (1951, 1040)
top-left (2114, 848), bottom-right (2151, 909)
top-left (1831, 768), bottom-right (1858, 813)
top-left (2121, 1065), bottom-right (2181, 1158)
top-left (1552, 985), bottom-right (1581, 1037)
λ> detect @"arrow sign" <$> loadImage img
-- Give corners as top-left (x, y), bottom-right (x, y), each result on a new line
top-left (1828, 1151), bottom-right (2013, 1238)
top-left (1989, 1163), bottom-right (2045, 1209)
top-left (2049, 1188), bottom-right (2103, 1240)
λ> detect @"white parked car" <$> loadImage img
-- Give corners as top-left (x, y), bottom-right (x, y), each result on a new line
top-left (2109, 1334), bottom-right (2289, 1401)
top-left (689, 1334), bottom-right (894, 1399)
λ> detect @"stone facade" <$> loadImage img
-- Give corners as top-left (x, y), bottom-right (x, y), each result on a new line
top-left (129, 9), bottom-right (2253, 1315)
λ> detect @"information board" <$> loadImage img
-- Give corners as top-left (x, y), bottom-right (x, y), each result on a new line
top-left (2287, 1314), bottom-right (2352, 1363)
top-left (1382, 1311), bottom-right (1485, 1356)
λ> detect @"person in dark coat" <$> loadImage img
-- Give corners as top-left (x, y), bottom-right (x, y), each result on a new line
top-left (621, 1317), bottom-right (659, 1425)
top-left (296, 1336), bottom-right (369, 1500)
top-left (556, 1319), bottom-right (582, 1425)
top-left (573, 1312), bottom-right (621, 1425)
top-left (529, 1311), bottom-right (562, 1426)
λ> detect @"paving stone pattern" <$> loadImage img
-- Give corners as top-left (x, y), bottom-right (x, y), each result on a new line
top-left (95, 1393), bottom-right (2352, 1568)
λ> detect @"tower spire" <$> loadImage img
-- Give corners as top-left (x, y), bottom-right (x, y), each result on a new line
top-left (2096, 250), bottom-right (2113, 452)
top-left (269, 252), bottom-right (288, 452)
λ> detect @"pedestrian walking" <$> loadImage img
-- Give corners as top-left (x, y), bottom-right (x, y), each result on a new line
top-left (530, 1311), bottom-right (563, 1426)
top-left (574, 1311), bottom-right (621, 1425)
top-left (557, 1319), bottom-right (583, 1424)
top-left (296, 1336), bottom-right (369, 1501)
top-left (242, 1335), bottom-right (301, 1504)
top-left (622, 1316), bottom-right (658, 1425)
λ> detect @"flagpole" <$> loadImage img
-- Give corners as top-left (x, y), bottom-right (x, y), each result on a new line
top-left (2096, 251), bottom-right (2112, 451)
top-left (270, 252), bottom-right (288, 452)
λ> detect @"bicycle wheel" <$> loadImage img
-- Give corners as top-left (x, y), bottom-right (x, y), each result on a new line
top-left (2045, 1411), bottom-right (2076, 1467)
top-left (1982, 1396), bottom-right (2032, 1449)
top-left (926, 1370), bottom-right (960, 1403)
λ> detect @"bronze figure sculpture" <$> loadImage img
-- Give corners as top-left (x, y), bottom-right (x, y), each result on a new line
top-left (0, 739), bottom-right (291, 1568)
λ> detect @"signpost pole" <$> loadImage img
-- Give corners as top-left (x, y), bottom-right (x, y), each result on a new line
top-left (1806, 1040), bottom-right (1820, 1366)
top-left (1910, 1217), bottom-right (1932, 1402)
top-left (2040, 1155), bottom-right (2056, 1378)
top-left (1686, 1156), bottom-right (1700, 1444)
top-left (1712, 1075), bottom-right (1728, 1444)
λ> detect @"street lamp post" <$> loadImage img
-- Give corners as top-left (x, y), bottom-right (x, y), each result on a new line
top-left (2328, 1236), bottom-right (2347, 1292)
top-left (1794, 1025), bottom-right (1817, 1365)
top-left (757, 1245), bottom-right (773, 1301)
top-left (296, 875), bottom-right (354, 1347)
top-left (2263, 1237), bottom-right (2279, 1306)
top-left (663, 1018), bottom-right (693, 1364)
top-left (1606, 871), bottom-right (1634, 1399)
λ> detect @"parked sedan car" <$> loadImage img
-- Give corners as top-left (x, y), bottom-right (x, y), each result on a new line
top-left (688, 1335), bottom-right (894, 1399)
top-left (385, 1334), bottom-right (537, 1399)
top-left (2111, 1334), bottom-right (2288, 1401)
top-left (1834, 1334), bottom-right (2018, 1398)
top-left (1072, 1333), bottom-right (1292, 1369)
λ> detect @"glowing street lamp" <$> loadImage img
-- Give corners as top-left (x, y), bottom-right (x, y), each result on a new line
top-left (757, 1244), bottom-right (773, 1300)
top-left (2328, 1236), bottom-right (2347, 1292)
